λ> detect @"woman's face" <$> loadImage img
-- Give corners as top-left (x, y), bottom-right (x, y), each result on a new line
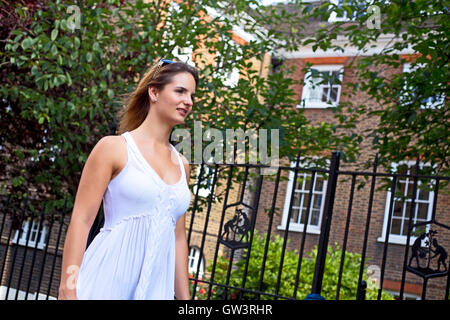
top-left (149, 72), bottom-right (196, 125)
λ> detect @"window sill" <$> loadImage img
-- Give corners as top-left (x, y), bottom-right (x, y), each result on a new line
top-left (376, 236), bottom-right (416, 246)
top-left (277, 224), bottom-right (321, 234)
top-left (12, 240), bottom-right (46, 250)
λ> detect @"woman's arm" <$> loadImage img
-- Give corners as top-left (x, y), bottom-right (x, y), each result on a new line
top-left (174, 213), bottom-right (190, 300)
top-left (58, 136), bottom-right (119, 300)
top-left (174, 158), bottom-right (191, 300)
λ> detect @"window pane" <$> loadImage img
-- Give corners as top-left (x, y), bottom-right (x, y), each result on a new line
top-left (418, 187), bottom-right (429, 201)
top-left (391, 218), bottom-right (402, 235)
top-left (295, 175), bottom-right (305, 190)
top-left (307, 81), bottom-right (323, 103)
top-left (313, 194), bottom-right (322, 211)
top-left (330, 87), bottom-right (339, 103)
top-left (406, 181), bottom-right (414, 198)
top-left (311, 209), bottom-right (320, 226)
top-left (393, 201), bottom-right (403, 218)
top-left (302, 193), bottom-right (311, 209)
top-left (315, 176), bottom-right (324, 191)
top-left (401, 218), bottom-right (410, 236)
top-left (299, 208), bottom-right (307, 224)
top-left (417, 202), bottom-right (429, 221)
top-left (321, 87), bottom-right (329, 102)
top-left (303, 175), bottom-right (312, 191)
top-left (395, 180), bottom-right (406, 199)
top-left (404, 201), bottom-right (413, 219)
top-left (290, 207), bottom-right (300, 223)
top-left (292, 191), bottom-right (302, 207)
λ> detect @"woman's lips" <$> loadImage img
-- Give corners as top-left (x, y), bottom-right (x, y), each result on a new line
top-left (177, 108), bottom-right (187, 116)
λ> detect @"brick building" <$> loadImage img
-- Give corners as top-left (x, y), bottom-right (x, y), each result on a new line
top-left (1, 0), bottom-right (448, 300)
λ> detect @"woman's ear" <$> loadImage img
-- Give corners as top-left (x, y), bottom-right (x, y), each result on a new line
top-left (148, 87), bottom-right (159, 103)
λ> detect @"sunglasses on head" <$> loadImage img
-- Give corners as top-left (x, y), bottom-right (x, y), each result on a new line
top-left (158, 59), bottom-right (175, 66)
top-left (152, 59), bottom-right (175, 80)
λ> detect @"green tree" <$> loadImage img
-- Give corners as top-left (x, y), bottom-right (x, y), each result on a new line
top-left (195, 231), bottom-right (393, 300)
top-left (0, 0), bottom-right (359, 213)
top-left (296, 0), bottom-right (449, 178)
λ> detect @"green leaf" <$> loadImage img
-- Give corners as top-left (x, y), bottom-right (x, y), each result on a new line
top-left (21, 37), bottom-right (33, 50)
top-left (51, 44), bottom-right (58, 56)
top-left (51, 29), bottom-right (58, 41)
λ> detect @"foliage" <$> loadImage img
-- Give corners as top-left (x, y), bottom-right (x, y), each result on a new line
top-left (0, 0), bottom-right (358, 213)
top-left (298, 0), bottom-right (449, 180)
top-left (194, 231), bottom-right (393, 300)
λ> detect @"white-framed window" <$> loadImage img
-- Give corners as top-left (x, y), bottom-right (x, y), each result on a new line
top-left (12, 218), bottom-right (47, 250)
top-left (402, 63), bottom-right (445, 109)
top-left (188, 246), bottom-right (205, 278)
top-left (299, 65), bottom-right (344, 108)
top-left (278, 159), bottom-right (328, 234)
top-left (378, 161), bottom-right (436, 245)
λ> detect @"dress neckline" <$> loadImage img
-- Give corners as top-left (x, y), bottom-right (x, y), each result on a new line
top-left (125, 132), bottom-right (184, 187)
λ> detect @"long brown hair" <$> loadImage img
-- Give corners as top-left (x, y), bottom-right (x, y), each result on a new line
top-left (116, 60), bottom-right (199, 134)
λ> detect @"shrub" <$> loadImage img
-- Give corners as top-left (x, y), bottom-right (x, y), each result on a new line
top-left (196, 231), bottom-right (393, 300)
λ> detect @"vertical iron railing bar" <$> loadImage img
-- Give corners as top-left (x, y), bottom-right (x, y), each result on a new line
top-left (0, 195), bottom-right (13, 286)
top-left (223, 248), bottom-right (235, 300)
top-left (0, 194), bottom-right (12, 245)
top-left (336, 173), bottom-right (357, 300)
top-left (311, 151), bottom-right (340, 295)
top-left (445, 259), bottom-right (449, 300)
top-left (400, 156), bottom-right (420, 300)
top-left (15, 200), bottom-right (36, 300)
top-left (25, 201), bottom-right (48, 300)
top-left (378, 174), bottom-right (398, 300)
top-left (239, 170), bottom-right (264, 299)
top-left (191, 163), bottom-right (219, 299)
top-left (6, 197), bottom-right (29, 300)
top-left (207, 165), bottom-right (234, 300)
top-left (46, 197), bottom-right (68, 300)
top-left (293, 170), bottom-right (316, 299)
top-left (257, 167), bottom-right (282, 299)
top-left (275, 150), bottom-right (302, 298)
top-left (187, 159), bottom-right (206, 247)
top-left (35, 199), bottom-right (56, 300)
top-left (421, 279), bottom-right (428, 300)
top-left (239, 165), bottom-right (249, 203)
top-left (356, 154), bottom-right (378, 300)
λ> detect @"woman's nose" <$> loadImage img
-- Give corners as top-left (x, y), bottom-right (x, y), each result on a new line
top-left (184, 95), bottom-right (193, 106)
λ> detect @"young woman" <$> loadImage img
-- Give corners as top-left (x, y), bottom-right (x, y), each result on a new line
top-left (58, 59), bottom-right (199, 300)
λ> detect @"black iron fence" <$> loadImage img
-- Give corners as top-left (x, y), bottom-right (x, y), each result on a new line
top-left (1, 151), bottom-right (449, 300)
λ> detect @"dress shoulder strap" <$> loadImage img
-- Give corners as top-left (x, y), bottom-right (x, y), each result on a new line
top-left (170, 144), bottom-right (186, 181)
top-left (120, 131), bottom-right (137, 159)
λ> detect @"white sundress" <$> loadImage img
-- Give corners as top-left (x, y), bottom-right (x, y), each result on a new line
top-left (75, 131), bottom-right (191, 300)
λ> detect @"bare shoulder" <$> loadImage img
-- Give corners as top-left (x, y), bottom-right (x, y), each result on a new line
top-left (93, 135), bottom-right (127, 173)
